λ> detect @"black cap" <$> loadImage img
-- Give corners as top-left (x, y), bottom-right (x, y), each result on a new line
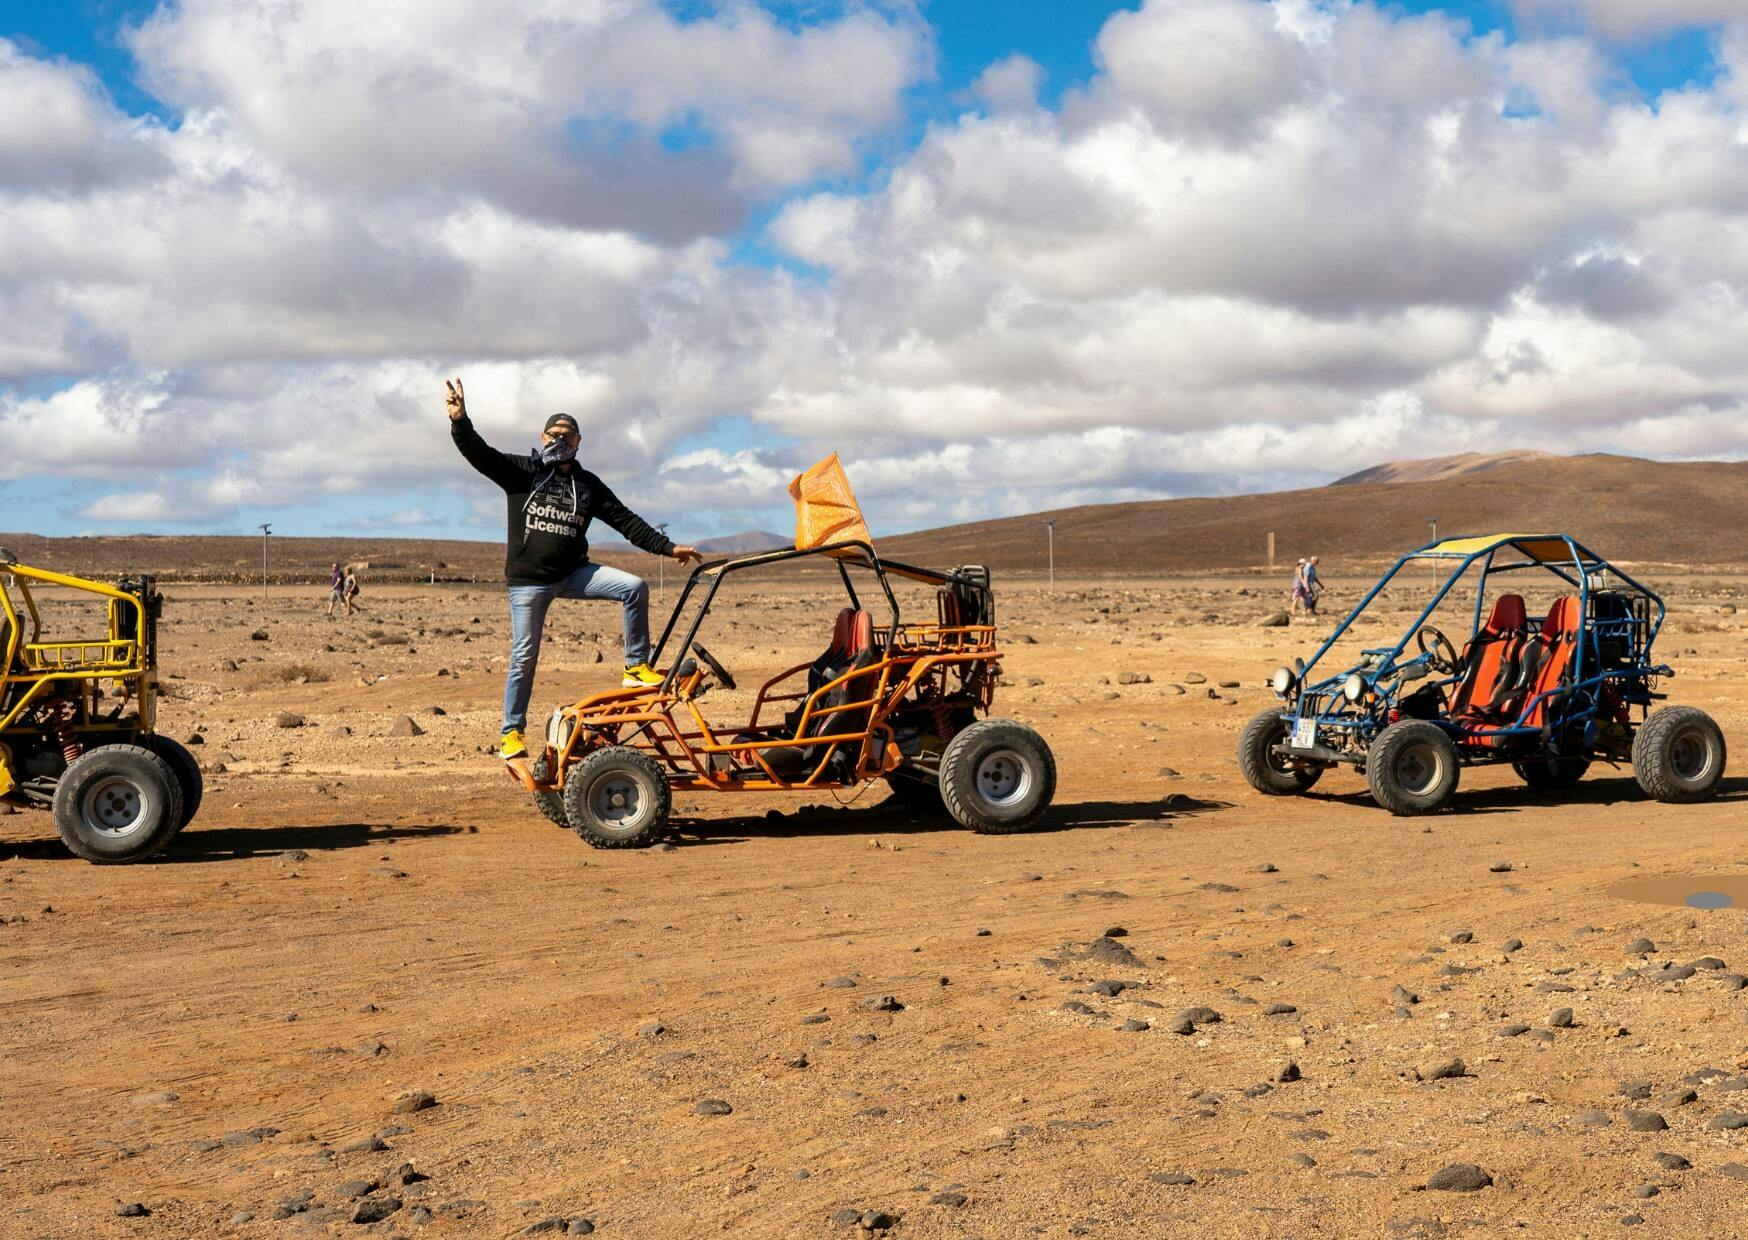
top-left (544, 413), bottom-right (579, 433)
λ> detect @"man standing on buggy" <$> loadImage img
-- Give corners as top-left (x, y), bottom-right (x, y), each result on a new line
top-left (444, 378), bottom-right (701, 761)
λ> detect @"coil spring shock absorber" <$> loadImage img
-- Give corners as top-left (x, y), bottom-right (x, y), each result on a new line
top-left (51, 699), bottom-right (82, 766)
top-left (929, 698), bottom-right (956, 744)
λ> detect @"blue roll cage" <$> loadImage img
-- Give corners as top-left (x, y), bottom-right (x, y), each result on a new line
top-left (1281, 534), bottom-right (1669, 757)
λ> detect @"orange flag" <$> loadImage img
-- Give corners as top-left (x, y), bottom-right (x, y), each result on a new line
top-left (789, 453), bottom-right (872, 552)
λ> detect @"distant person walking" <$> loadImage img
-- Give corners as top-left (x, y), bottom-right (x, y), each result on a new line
top-left (342, 568), bottom-right (361, 617)
top-left (444, 377), bottom-right (701, 763)
top-left (1292, 556), bottom-right (1323, 616)
top-left (325, 563), bottom-right (345, 616)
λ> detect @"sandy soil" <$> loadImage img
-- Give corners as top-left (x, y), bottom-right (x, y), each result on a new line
top-left (4, 571), bottom-right (1748, 1238)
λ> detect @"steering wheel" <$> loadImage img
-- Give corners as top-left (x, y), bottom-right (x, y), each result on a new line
top-left (1415, 625), bottom-right (1459, 675)
top-left (689, 642), bottom-right (737, 691)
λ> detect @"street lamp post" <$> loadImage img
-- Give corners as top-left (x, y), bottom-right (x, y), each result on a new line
top-left (1044, 519), bottom-right (1057, 593)
top-left (657, 523), bottom-right (670, 604)
top-left (258, 523), bottom-right (272, 603)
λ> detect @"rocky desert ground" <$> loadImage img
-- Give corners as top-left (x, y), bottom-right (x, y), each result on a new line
top-left (5, 567), bottom-right (1748, 1238)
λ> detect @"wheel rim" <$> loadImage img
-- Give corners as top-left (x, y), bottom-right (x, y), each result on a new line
top-left (1267, 723), bottom-right (1300, 775)
top-left (974, 748), bottom-right (1032, 807)
top-left (588, 771), bottom-right (650, 834)
top-left (81, 775), bottom-right (148, 839)
top-left (1394, 742), bottom-right (1444, 797)
top-left (1671, 728), bottom-right (1716, 785)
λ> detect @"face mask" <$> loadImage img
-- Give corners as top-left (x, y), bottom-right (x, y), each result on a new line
top-left (538, 437), bottom-right (577, 466)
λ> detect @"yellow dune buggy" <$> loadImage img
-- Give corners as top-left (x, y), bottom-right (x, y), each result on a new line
top-left (510, 540), bottom-right (1056, 847)
top-left (1, 549), bottom-right (201, 862)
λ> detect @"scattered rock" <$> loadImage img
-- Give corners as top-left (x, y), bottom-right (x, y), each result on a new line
top-left (1625, 1109), bottom-right (1669, 1132)
top-left (393, 1090), bottom-right (437, 1114)
top-left (1426, 1164), bottom-right (1492, 1192)
top-left (695, 1099), bottom-right (733, 1116)
top-left (1653, 1152), bottom-right (1691, 1171)
top-left (388, 715), bottom-right (424, 737)
top-left (274, 711), bottom-right (305, 729)
top-left (860, 995), bottom-right (903, 1012)
top-left (1625, 938), bottom-right (1655, 955)
top-left (1418, 1058), bottom-right (1466, 1081)
top-left (352, 1197), bottom-right (402, 1224)
top-left (1549, 1007), bottom-right (1574, 1028)
top-left (1166, 1006), bottom-right (1222, 1035)
top-left (1489, 861), bottom-right (1513, 873)
top-left (116, 1203), bottom-right (149, 1218)
top-left (1257, 612), bottom-right (1290, 628)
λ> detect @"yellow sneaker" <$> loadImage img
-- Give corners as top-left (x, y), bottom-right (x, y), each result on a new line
top-left (499, 729), bottom-right (527, 760)
top-left (622, 662), bottom-right (663, 687)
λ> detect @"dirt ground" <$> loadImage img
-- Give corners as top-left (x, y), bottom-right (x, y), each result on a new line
top-left (5, 569), bottom-right (1748, 1238)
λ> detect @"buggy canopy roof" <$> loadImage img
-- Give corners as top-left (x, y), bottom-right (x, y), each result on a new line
top-left (1415, 533), bottom-right (1589, 563)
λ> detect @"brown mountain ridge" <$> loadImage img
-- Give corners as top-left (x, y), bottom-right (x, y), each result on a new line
top-left (5, 452), bottom-right (1744, 580)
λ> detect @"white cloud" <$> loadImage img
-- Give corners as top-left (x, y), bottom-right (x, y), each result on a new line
top-left (1513, 0), bottom-right (1745, 41)
top-left (3, 0), bottom-right (1748, 537)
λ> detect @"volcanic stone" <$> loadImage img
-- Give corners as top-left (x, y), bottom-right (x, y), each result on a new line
top-left (1427, 1164), bottom-right (1492, 1192)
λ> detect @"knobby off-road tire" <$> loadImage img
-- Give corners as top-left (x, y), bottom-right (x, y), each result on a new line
top-left (939, 719), bottom-right (1055, 834)
top-left (1239, 709), bottom-right (1324, 796)
top-left (144, 735), bottom-right (204, 832)
top-left (51, 744), bottom-right (184, 863)
top-left (1633, 706), bottom-right (1726, 804)
top-left (1366, 720), bottom-right (1461, 817)
top-left (528, 753), bottom-right (569, 828)
top-left (562, 746), bottom-right (672, 849)
top-left (1513, 757), bottom-right (1590, 791)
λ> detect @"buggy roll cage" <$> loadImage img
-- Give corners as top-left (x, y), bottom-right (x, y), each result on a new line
top-left (648, 539), bottom-right (993, 690)
top-left (0, 554), bottom-right (161, 736)
top-left (1288, 533), bottom-right (1668, 747)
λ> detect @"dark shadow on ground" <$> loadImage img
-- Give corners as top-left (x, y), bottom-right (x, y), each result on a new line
top-left (1318, 774), bottom-right (1748, 814)
top-left (0, 821), bottom-right (465, 864)
top-left (668, 794), bottom-right (1233, 847)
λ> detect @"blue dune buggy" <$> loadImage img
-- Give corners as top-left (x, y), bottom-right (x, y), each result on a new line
top-left (1239, 533), bottom-right (1727, 815)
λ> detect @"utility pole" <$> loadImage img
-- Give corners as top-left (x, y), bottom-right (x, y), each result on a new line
top-left (657, 523), bottom-right (670, 604)
top-left (1267, 531), bottom-right (1275, 571)
top-left (258, 523), bottom-right (272, 603)
top-left (1426, 517), bottom-right (1439, 595)
top-left (1043, 519), bottom-right (1057, 593)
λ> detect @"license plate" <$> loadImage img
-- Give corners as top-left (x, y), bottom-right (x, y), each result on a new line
top-left (1292, 719), bottom-right (1318, 750)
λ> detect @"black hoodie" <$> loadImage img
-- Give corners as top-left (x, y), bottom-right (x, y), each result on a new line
top-left (451, 416), bottom-right (675, 586)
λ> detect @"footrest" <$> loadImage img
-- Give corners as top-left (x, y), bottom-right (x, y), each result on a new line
top-left (504, 756), bottom-right (536, 791)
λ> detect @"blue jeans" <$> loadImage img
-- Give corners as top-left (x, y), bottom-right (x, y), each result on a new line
top-left (502, 562), bottom-right (651, 734)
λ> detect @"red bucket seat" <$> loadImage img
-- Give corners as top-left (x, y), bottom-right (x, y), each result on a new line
top-left (1450, 594), bottom-right (1528, 722)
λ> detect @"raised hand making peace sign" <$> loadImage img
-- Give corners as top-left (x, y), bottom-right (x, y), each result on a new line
top-left (444, 377), bottom-right (467, 421)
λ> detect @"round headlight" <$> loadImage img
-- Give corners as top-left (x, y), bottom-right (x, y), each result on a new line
top-left (1343, 672), bottom-right (1366, 703)
top-left (1271, 666), bottom-right (1295, 696)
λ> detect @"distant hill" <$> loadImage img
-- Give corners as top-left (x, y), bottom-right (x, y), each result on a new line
top-left (7, 454), bottom-right (1747, 581)
top-left (878, 453), bottom-right (1748, 573)
top-left (591, 530), bottom-right (790, 555)
top-left (1332, 450), bottom-right (1559, 487)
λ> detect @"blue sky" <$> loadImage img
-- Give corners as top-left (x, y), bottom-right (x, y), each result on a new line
top-left (1, 0), bottom-right (1742, 542)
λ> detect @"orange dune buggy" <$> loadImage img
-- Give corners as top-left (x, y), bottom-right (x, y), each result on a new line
top-left (509, 541), bottom-right (1056, 847)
